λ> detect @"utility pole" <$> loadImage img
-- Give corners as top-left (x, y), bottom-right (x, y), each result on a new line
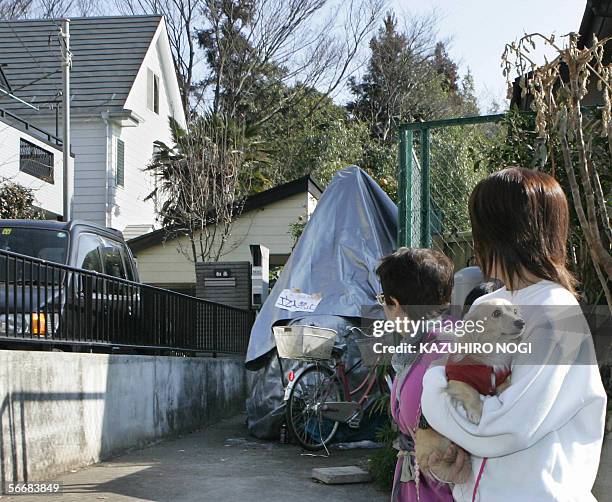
top-left (60, 19), bottom-right (72, 221)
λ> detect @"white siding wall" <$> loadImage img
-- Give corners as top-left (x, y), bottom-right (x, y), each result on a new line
top-left (135, 192), bottom-right (310, 286)
top-left (71, 120), bottom-right (108, 226)
top-left (110, 35), bottom-right (176, 232)
top-left (0, 119), bottom-right (66, 216)
top-left (30, 117), bottom-right (107, 226)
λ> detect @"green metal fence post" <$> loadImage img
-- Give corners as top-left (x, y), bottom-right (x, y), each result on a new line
top-left (397, 128), bottom-right (413, 247)
top-left (406, 130), bottom-right (413, 247)
top-left (397, 128), bottom-right (406, 246)
top-left (420, 128), bottom-right (431, 247)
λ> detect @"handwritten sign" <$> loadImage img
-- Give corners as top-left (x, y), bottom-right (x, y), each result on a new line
top-left (275, 289), bottom-right (322, 313)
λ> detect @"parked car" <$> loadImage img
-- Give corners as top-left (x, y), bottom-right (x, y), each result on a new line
top-left (0, 220), bottom-right (140, 348)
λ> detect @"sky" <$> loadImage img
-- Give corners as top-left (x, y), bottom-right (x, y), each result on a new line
top-left (385, 0), bottom-right (587, 112)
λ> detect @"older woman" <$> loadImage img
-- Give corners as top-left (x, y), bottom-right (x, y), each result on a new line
top-left (376, 247), bottom-right (466, 501)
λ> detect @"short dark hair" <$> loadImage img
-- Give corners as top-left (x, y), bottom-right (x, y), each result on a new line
top-left (376, 247), bottom-right (454, 310)
top-left (469, 167), bottom-right (576, 294)
top-left (463, 280), bottom-right (504, 315)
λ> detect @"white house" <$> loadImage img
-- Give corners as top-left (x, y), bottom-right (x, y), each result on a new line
top-left (0, 65), bottom-right (69, 217)
top-left (0, 15), bottom-right (186, 233)
top-left (0, 109), bottom-right (68, 218)
top-left (128, 175), bottom-right (322, 295)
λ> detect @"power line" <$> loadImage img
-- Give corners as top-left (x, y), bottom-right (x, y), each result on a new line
top-left (13, 70), bottom-right (61, 92)
top-left (3, 21), bottom-right (64, 105)
top-left (7, 22), bottom-right (43, 69)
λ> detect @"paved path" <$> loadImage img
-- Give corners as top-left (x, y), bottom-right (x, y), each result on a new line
top-left (2, 414), bottom-right (387, 502)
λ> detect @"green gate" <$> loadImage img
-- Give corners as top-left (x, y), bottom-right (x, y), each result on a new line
top-left (397, 114), bottom-right (506, 267)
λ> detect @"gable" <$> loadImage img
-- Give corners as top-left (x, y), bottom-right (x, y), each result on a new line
top-left (124, 19), bottom-right (186, 128)
top-left (0, 16), bottom-right (162, 118)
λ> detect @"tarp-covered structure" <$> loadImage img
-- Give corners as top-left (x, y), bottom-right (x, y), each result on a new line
top-left (246, 166), bottom-right (398, 439)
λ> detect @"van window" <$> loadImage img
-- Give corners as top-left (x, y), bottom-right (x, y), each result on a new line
top-left (121, 245), bottom-right (135, 281)
top-left (0, 227), bottom-right (68, 264)
top-left (76, 233), bottom-right (103, 273)
top-left (100, 238), bottom-right (127, 279)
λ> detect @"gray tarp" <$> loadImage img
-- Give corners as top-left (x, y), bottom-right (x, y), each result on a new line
top-left (245, 166), bottom-right (398, 439)
top-left (245, 166), bottom-right (398, 369)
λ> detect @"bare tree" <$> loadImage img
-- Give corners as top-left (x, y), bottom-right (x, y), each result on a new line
top-left (198, 0), bottom-right (384, 123)
top-left (115, 0), bottom-right (383, 118)
top-left (0, 0), bottom-right (105, 19)
top-left (503, 33), bottom-right (612, 311)
top-left (144, 115), bottom-right (266, 262)
top-left (0, 0), bottom-right (33, 19)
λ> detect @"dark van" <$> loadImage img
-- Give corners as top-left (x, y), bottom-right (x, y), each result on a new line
top-left (0, 220), bottom-right (139, 348)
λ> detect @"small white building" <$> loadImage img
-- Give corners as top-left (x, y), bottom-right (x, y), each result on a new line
top-left (0, 15), bottom-right (186, 233)
top-left (128, 175), bottom-right (322, 295)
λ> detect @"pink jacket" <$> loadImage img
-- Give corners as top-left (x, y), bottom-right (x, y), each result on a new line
top-left (390, 333), bottom-right (454, 502)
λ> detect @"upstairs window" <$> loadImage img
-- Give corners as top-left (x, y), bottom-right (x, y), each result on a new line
top-left (147, 69), bottom-right (160, 114)
top-left (116, 138), bottom-right (125, 187)
top-left (20, 138), bottom-right (54, 184)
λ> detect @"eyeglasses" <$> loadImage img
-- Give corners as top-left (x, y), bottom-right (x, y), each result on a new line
top-left (376, 292), bottom-right (386, 306)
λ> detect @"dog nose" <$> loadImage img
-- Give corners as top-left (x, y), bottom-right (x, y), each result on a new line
top-left (514, 319), bottom-right (525, 329)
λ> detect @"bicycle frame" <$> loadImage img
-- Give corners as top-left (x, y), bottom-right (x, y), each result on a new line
top-left (335, 359), bottom-right (380, 406)
top-left (283, 356), bottom-right (381, 411)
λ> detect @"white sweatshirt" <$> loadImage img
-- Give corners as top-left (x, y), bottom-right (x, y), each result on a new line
top-left (421, 280), bottom-right (607, 502)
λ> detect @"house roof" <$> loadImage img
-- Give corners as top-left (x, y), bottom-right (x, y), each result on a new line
top-left (128, 174), bottom-right (324, 253)
top-left (0, 66), bottom-right (11, 92)
top-left (0, 15), bottom-right (163, 116)
top-left (510, 0), bottom-right (612, 109)
top-left (578, 0), bottom-right (612, 59)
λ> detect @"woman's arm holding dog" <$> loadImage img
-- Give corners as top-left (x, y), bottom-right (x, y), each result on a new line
top-left (420, 322), bottom-right (604, 458)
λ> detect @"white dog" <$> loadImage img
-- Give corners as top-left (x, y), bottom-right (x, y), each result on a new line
top-left (445, 298), bottom-right (525, 423)
top-left (415, 298), bottom-right (525, 483)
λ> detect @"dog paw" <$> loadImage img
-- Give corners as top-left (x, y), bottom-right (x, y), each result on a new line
top-left (464, 400), bottom-right (483, 424)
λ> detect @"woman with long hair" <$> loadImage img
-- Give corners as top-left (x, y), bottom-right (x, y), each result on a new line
top-left (421, 167), bottom-right (607, 501)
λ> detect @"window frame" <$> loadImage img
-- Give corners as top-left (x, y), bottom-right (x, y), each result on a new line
top-left (19, 138), bottom-right (54, 184)
top-left (75, 232), bottom-right (104, 274)
top-left (100, 237), bottom-right (128, 280)
top-left (147, 68), bottom-right (160, 115)
top-left (115, 138), bottom-right (125, 188)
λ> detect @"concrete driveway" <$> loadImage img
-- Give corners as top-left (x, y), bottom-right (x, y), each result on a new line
top-left (2, 414), bottom-right (387, 502)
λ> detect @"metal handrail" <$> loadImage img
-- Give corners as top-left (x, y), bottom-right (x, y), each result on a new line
top-left (0, 108), bottom-right (63, 146)
top-left (0, 248), bottom-right (254, 355)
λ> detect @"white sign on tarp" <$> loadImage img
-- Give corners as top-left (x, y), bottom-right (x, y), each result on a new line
top-left (274, 289), bottom-right (322, 313)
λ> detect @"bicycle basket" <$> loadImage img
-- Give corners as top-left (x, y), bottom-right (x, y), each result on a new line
top-left (273, 325), bottom-right (337, 360)
top-left (354, 333), bottom-right (395, 368)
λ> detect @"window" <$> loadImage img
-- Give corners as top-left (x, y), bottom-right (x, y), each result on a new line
top-left (121, 245), bottom-right (135, 281)
top-left (0, 227), bottom-right (67, 263)
top-left (100, 238), bottom-right (127, 279)
top-left (76, 233), bottom-right (103, 273)
top-left (147, 69), bottom-right (160, 114)
top-left (20, 139), bottom-right (54, 183)
top-left (116, 138), bottom-right (125, 187)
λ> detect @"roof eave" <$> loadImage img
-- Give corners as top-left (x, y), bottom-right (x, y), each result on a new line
top-left (128, 174), bottom-right (323, 253)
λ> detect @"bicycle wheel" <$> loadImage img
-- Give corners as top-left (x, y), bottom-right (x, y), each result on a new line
top-left (286, 364), bottom-right (342, 451)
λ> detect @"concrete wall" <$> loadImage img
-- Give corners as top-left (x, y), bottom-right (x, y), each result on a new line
top-left (0, 350), bottom-right (249, 489)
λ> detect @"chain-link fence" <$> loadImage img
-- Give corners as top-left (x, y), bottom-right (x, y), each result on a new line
top-left (397, 114), bottom-right (506, 269)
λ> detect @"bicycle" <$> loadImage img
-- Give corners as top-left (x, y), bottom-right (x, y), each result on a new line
top-left (274, 325), bottom-right (394, 451)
